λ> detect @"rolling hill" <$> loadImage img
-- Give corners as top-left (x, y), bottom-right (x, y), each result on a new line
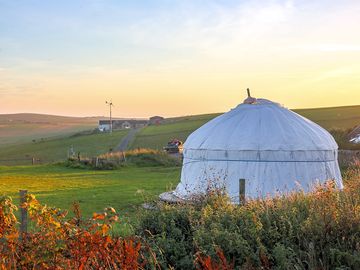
top-left (130, 105), bottom-right (360, 150)
top-left (0, 130), bottom-right (128, 165)
top-left (1, 104), bottom-right (359, 165)
top-left (0, 113), bottom-right (103, 146)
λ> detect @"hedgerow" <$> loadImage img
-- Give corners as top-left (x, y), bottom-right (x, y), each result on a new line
top-left (0, 195), bottom-right (157, 269)
top-left (137, 163), bottom-right (360, 269)
top-left (63, 148), bottom-right (181, 170)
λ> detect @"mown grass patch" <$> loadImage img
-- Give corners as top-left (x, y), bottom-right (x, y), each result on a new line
top-left (0, 164), bottom-right (180, 219)
top-left (130, 115), bottom-right (218, 150)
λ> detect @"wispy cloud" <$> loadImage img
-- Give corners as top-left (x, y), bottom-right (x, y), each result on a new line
top-left (299, 43), bottom-right (360, 52)
top-left (311, 65), bottom-right (360, 82)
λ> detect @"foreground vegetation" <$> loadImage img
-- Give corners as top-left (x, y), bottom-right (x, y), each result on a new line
top-left (0, 195), bottom-right (153, 269)
top-left (137, 162), bottom-right (360, 269)
top-left (1, 162), bottom-right (359, 269)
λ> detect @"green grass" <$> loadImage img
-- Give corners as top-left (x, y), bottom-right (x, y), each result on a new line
top-left (131, 114), bottom-right (220, 150)
top-left (0, 164), bottom-right (180, 218)
top-left (0, 130), bottom-right (128, 165)
top-left (131, 105), bottom-right (360, 150)
top-left (295, 105), bottom-right (360, 130)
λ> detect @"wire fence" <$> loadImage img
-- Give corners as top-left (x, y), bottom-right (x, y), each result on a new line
top-left (0, 157), bottom-right (44, 166)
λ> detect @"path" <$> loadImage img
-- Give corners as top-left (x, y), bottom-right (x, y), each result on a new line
top-left (115, 128), bottom-right (142, 151)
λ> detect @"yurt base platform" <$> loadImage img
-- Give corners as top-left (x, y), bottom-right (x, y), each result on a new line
top-left (141, 191), bottom-right (194, 210)
top-left (159, 191), bottom-right (187, 204)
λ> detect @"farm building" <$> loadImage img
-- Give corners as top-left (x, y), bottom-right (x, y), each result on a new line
top-left (98, 119), bottom-right (148, 131)
top-left (161, 95), bottom-right (343, 203)
top-left (149, 116), bottom-right (164, 125)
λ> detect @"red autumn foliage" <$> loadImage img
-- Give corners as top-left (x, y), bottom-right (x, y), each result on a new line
top-left (195, 249), bottom-right (234, 270)
top-left (0, 194), bottom-right (158, 270)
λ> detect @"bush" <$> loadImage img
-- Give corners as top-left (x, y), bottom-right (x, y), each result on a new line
top-left (137, 166), bottom-right (360, 269)
top-left (63, 148), bottom-right (181, 170)
top-left (124, 149), bottom-right (181, 167)
top-left (137, 205), bottom-right (196, 269)
top-left (0, 195), bottom-right (156, 269)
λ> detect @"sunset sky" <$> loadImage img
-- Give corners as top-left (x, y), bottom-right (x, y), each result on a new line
top-left (0, 0), bottom-right (359, 118)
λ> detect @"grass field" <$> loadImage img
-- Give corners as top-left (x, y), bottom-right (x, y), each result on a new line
top-left (295, 105), bottom-right (360, 130)
top-left (130, 114), bottom-right (220, 150)
top-left (0, 130), bottom-right (128, 165)
top-left (0, 164), bottom-right (180, 218)
top-left (131, 105), bottom-right (360, 150)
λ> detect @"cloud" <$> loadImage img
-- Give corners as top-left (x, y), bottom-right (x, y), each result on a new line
top-left (299, 43), bottom-right (360, 52)
top-left (127, 0), bottom-right (296, 54)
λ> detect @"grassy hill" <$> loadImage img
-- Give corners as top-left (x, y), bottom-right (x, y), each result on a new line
top-left (1, 105), bottom-right (359, 164)
top-left (295, 105), bottom-right (360, 130)
top-left (0, 113), bottom-right (102, 146)
top-left (130, 114), bottom-right (219, 150)
top-left (0, 130), bottom-right (128, 165)
top-left (131, 105), bottom-right (360, 150)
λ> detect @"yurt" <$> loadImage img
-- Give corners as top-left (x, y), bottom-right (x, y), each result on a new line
top-left (161, 91), bottom-right (343, 203)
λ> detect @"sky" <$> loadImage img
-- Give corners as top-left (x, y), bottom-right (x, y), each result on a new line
top-left (0, 0), bottom-right (360, 118)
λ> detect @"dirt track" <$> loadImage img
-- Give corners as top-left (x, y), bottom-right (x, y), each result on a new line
top-left (115, 128), bottom-right (142, 151)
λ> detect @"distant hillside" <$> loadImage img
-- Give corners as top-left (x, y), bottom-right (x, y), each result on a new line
top-left (0, 113), bottom-right (104, 146)
top-left (0, 113), bottom-right (102, 123)
top-left (294, 105), bottom-right (360, 130)
top-left (131, 105), bottom-right (360, 150)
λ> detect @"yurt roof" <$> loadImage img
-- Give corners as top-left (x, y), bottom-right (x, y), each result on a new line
top-left (184, 98), bottom-right (338, 151)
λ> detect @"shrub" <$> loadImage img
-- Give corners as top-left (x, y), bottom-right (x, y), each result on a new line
top-left (124, 149), bottom-right (181, 167)
top-left (0, 195), bottom-right (156, 269)
top-left (137, 204), bottom-right (196, 269)
top-left (137, 166), bottom-right (360, 269)
top-left (63, 148), bottom-right (181, 170)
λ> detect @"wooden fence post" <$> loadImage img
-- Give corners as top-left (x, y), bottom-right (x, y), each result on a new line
top-left (239, 179), bottom-right (246, 205)
top-left (19, 190), bottom-right (28, 236)
top-left (32, 157), bottom-right (35, 165)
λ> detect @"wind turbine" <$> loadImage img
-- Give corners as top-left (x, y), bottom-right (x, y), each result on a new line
top-left (105, 100), bottom-right (114, 133)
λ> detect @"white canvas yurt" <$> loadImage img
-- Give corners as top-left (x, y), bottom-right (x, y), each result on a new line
top-left (162, 91), bottom-right (343, 203)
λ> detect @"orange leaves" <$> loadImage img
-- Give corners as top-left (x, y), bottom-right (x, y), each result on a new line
top-left (0, 197), bottom-right (18, 239)
top-left (0, 194), bottom-right (151, 270)
top-left (195, 249), bottom-right (234, 270)
top-left (93, 212), bottom-right (107, 220)
top-left (118, 239), bottom-right (144, 270)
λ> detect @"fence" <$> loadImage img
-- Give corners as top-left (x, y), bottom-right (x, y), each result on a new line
top-left (0, 157), bottom-right (42, 166)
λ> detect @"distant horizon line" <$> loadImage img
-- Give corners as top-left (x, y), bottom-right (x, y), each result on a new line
top-left (1, 103), bottom-right (360, 119)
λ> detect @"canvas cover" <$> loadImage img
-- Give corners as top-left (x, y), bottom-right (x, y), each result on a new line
top-left (174, 99), bottom-right (343, 202)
